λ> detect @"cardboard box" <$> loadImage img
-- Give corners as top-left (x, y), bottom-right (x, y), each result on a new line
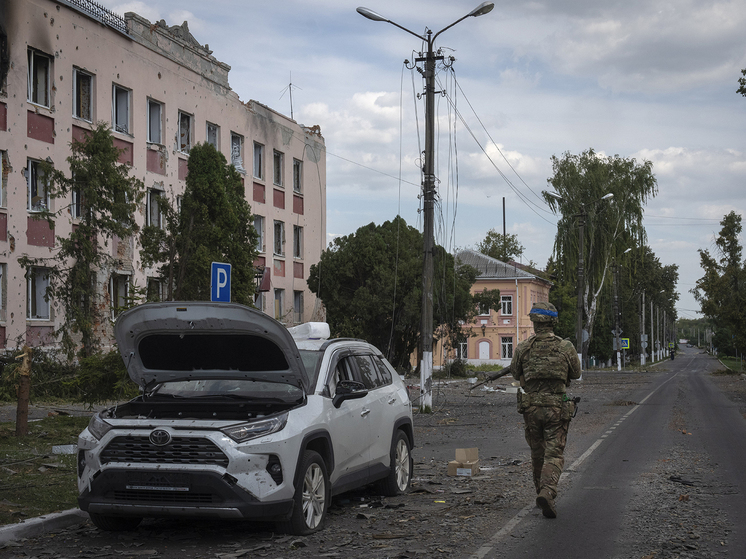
top-left (447, 447), bottom-right (479, 477)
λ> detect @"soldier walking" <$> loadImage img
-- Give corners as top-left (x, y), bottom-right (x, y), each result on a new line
top-left (510, 302), bottom-right (581, 518)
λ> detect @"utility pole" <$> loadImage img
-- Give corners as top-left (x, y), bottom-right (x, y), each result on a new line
top-left (357, 2), bottom-right (495, 411)
top-left (641, 291), bottom-right (646, 366)
top-left (613, 259), bottom-right (621, 371)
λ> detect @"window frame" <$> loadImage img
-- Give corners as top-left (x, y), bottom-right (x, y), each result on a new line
top-left (0, 150), bottom-right (7, 208)
top-left (27, 159), bottom-right (49, 213)
top-left (274, 288), bottom-right (285, 321)
top-left (206, 122), bottom-right (219, 150)
top-left (147, 99), bottom-right (164, 144)
top-left (112, 84), bottom-right (131, 134)
top-left (273, 150), bottom-right (284, 186)
top-left (73, 68), bottom-right (93, 122)
top-left (27, 48), bottom-right (51, 108)
top-left (501, 336), bottom-right (514, 359)
top-left (231, 132), bottom-right (245, 172)
top-left (178, 110), bottom-right (193, 153)
top-left (293, 225), bottom-right (303, 259)
top-left (27, 267), bottom-right (51, 320)
top-left (501, 295), bottom-right (513, 316)
top-left (71, 187), bottom-right (83, 219)
top-left (273, 220), bottom-right (285, 256)
top-left (0, 263), bottom-right (6, 322)
top-left (109, 273), bottom-right (130, 319)
top-left (293, 290), bottom-right (303, 324)
top-left (254, 215), bottom-right (265, 253)
top-left (146, 278), bottom-right (163, 302)
top-left (146, 187), bottom-right (164, 228)
top-left (253, 142), bottom-right (264, 180)
top-left (293, 158), bottom-right (303, 193)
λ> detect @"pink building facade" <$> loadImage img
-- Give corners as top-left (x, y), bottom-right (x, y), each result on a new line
top-left (450, 249), bottom-right (552, 367)
top-left (0, 0), bottom-right (326, 350)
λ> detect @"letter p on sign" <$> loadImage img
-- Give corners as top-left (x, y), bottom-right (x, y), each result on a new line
top-left (211, 262), bottom-right (232, 302)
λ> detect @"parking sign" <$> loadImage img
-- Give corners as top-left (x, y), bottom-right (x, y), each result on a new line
top-left (211, 262), bottom-right (231, 302)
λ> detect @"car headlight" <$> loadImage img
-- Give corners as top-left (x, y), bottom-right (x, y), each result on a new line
top-left (221, 412), bottom-right (288, 443)
top-left (87, 413), bottom-right (113, 441)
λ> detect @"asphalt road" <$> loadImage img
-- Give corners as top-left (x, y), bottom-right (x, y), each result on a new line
top-left (475, 346), bottom-right (745, 559)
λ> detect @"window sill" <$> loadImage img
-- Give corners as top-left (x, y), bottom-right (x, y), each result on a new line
top-left (72, 116), bottom-right (93, 126)
top-left (111, 127), bottom-right (134, 139)
top-left (27, 101), bottom-right (54, 114)
top-left (147, 142), bottom-right (165, 150)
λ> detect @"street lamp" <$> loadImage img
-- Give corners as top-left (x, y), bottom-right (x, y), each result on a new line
top-left (358, 3), bottom-right (494, 411)
top-left (545, 191), bottom-right (613, 369)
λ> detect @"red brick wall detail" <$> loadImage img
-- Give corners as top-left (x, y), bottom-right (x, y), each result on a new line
top-left (294, 261), bottom-right (304, 279)
top-left (27, 217), bottom-right (55, 247)
top-left (0, 213), bottom-right (7, 242)
top-left (273, 189), bottom-right (285, 210)
top-left (293, 195), bottom-right (304, 215)
top-left (273, 259), bottom-right (285, 277)
top-left (147, 149), bottom-right (166, 175)
top-left (0, 102), bottom-right (7, 131)
top-left (113, 138), bottom-right (133, 165)
top-left (72, 125), bottom-right (91, 144)
top-left (26, 326), bottom-right (54, 346)
top-left (27, 111), bottom-right (55, 144)
top-left (253, 183), bottom-right (265, 204)
top-left (178, 158), bottom-right (188, 181)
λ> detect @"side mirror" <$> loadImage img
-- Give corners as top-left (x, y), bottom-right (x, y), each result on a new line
top-left (332, 380), bottom-right (368, 408)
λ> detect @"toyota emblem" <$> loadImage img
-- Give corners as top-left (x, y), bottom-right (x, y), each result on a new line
top-left (149, 429), bottom-right (172, 446)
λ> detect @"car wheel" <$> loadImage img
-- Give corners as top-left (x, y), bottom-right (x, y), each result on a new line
top-left (377, 430), bottom-right (413, 496)
top-left (280, 450), bottom-right (329, 535)
top-left (88, 513), bottom-right (142, 531)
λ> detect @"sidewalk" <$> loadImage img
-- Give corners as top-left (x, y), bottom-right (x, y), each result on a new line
top-left (0, 509), bottom-right (89, 544)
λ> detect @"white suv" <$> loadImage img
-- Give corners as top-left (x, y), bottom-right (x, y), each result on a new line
top-left (76, 302), bottom-right (414, 534)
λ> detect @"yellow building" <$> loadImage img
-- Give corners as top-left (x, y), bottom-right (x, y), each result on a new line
top-left (450, 249), bottom-right (552, 366)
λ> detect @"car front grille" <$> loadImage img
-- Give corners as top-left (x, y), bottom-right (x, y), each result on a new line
top-left (113, 490), bottom-right (215, 504)
top-left (101, 436), bottom-right (229, 467)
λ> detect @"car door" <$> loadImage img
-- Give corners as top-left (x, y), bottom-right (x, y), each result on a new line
top-left (352, 353), bottom-right (398, 468)
top-left (323, 353), bottom-right (372, 482)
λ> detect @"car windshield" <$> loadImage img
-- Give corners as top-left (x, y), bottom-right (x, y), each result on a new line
top-left (299, 350), bottom-right (323, 384)
top-left (151, 379), bottom-right (304, 402)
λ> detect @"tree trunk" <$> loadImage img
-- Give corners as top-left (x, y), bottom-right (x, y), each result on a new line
top-left (15, 347), bottom-right (33, 437)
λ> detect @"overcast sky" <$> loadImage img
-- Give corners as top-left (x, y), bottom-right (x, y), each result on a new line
top-left (102, 0), bottom-right (746, 321)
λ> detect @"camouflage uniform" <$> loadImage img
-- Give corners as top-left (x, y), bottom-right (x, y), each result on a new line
top-left (511, 302), bottom-right (581, 518)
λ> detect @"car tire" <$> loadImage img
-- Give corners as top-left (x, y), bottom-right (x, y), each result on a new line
top-left (88, 513), bottom-right (142, 531)
top-left (377, 430), bottom-right (413, 496)
top-left (279, 450), bottom-right (329, 535)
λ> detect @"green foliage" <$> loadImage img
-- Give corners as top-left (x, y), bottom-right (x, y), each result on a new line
top-left (140, 143), bottom-right (258, 305)
top-left (475, 229), bottom-right (524, 262)
top-left (544, 149), bottom-right (658, 361)
top-left (17, 123), bottom-right (144, 358)
top-left (693, 211), bottom-right (746, 355)
top-left (72, 350), bottom-right (138, 405)
top-left (0, 349), bottom-right (78, 402)
top-left (308, 216), bottom-right (479, 371)
top-left (738, 68), bottom-right (746, 97)
top-left (443, 358), bottom-right (470, 377)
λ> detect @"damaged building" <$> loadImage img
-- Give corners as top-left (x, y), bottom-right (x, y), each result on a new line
top-left (0, 0), bottom-right (327, 349)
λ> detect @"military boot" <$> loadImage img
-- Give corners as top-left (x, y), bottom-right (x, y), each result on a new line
top-left (536, 489), bottom-right (557, 518)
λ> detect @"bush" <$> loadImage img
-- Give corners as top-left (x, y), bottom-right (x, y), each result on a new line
top-left (443, 359), bottom-right (470, 377)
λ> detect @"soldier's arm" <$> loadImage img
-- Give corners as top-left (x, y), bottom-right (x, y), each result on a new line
top-left (565, 343), bottom-right (581, 381)
top-left (510, 346), bottom-right (522, 381)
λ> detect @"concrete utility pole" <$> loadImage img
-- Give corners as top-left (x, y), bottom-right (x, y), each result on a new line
top-left (613, 259), bottom-right (621, 371)
top-left (641, 291), bottom-right (646, 366)
top-left (358, 2), bottom-right (494, 411)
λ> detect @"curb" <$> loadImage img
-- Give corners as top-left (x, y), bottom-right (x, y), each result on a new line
top-left (0, 509), bottom-right (89, 544)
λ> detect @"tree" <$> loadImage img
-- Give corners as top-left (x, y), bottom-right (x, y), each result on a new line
top-left (308, 217), bottom-right (498, 370)
top-left (140, 142), bottom-right (258, 305)
top-left (693, 211), bottom-right (746, 355)
top-left (18, 123), bottom-right (144, 358)
top-left (738, 68), bottom-right (746, 97)
top-left (544, 149), bottom-right (658, 364)
top-left (475, 229), bottom-right (524, 262)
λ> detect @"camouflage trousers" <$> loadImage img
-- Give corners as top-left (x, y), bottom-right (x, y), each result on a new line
top-left (522, 404), bottom-right (572, 499)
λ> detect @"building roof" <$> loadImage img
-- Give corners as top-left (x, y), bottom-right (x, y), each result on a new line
top-left (455, 249), bottom-right (550, 283)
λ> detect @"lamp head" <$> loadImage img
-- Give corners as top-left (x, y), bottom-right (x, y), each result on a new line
top-left (357, 7), bottom-right (387, 21)
top-left (468, 2), bottom-right (495, 17)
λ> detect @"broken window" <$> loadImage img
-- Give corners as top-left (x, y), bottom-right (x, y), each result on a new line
top-left (71, 187), bottom-right (82, 219)
top-left (0, 263), bottom-right (6, 322)
top-left (0, 150), bottom-right (7, 208)
top-left (112, 84), bottom-right (130, 134)
top-left (73, 68), bottom-right (93, 121)
top-left (253, 142), bottom-right (264, 180)
top-left (178, 111), bottom-right (192, 153)
top-left (231, 132), bottom-right (244, 171)
top-left (146, 187), bottom-right (163, 228)
top-left (148, 99), bottom-right (163, 144)
top-left (254, 215), bottom-right (265, 252)
top-left (27, 159), bottom-right (49, 212)
top-left (27, 267), bottom-right (51, 320)
top-left (293, 225), bottom-right (303, 259)
top-left (146, 278), bottom-right (163, 302)
top-left (273, 150), bottom-right (284, 186)
top-left (293, 158), bottom-right (303, 193)
top-left (109, 273), bottom-right (130, 319)
top-left (274, 288), bottom-right (285, 321)
top-left (27, 49), bottom-right (51, 107)
top-left (206, 122), bottom-right (219, 150)
top-left (293, 291), bottom-right (303, 324)
top-left (273, 220), bottom-right (285, 256)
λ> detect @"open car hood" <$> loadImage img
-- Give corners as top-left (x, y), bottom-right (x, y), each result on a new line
top-left (115, 302), bottom-right (309, 392)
